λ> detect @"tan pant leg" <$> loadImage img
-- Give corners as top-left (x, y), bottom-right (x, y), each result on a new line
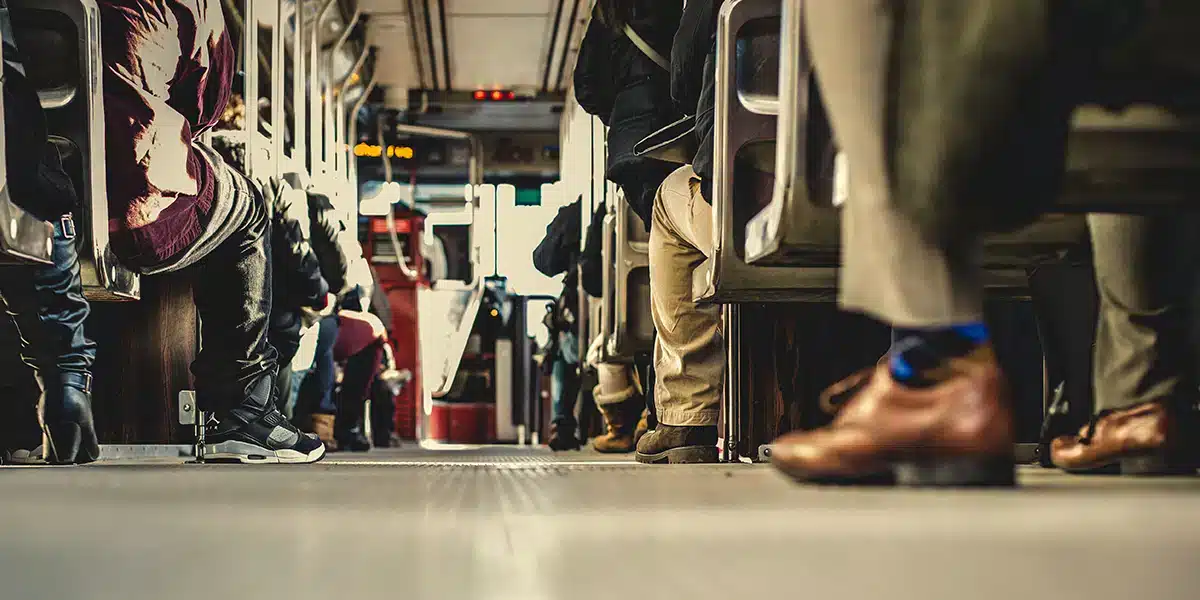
top-left (805, 0), bottom-right (984, 326)
top-left (649, 165), bottom-right (722, 426)
top-left (1088, 214), bottom-right (1190, 412)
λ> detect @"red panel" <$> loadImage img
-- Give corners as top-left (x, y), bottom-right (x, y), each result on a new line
top-left (365, 214), bottom-right (427, 441)
top-left (428, 402), bottom-right (495, 444)
top-left (370, 218), bottom-right (412, 234)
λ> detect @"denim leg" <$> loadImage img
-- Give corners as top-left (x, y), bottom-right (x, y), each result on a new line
top-left (0, 214), bottom-right (96, 382)
top-left (551, 356), bottom-right (579, 426)
top-left (298, 316), bottom-right (339, 416)
top-left (0, 214), bottom-right (93, 449)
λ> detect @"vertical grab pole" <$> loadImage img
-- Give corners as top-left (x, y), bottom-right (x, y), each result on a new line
top-left (243, 0), bottom-right (258, 181)
top-left (722, 304), bottom-right (741, 462)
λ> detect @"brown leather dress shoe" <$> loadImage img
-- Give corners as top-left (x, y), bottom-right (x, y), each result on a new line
top-left (771, 348), bottom-right (1015, 487)
top-left (1050, 401), bottom-right (1196, 475)
top-left (820, 356), bottom-right (888, 415)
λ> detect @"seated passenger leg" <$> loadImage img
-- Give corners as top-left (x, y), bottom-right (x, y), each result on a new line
top-left (592, 362), bottom-right (640, 453)
top-left (770, 0), bottom-right (1014, 486)
top-left (635, 166), bottom-right (721, 464)
top-left (173, 167), bottom-right (322, 464)
top-left (97, 0), bottom-right (322, 464)
top-left (1051, 215), bottom-right (1198, 474)
top-left (0, 214), bottom-right (99, 465)
top-left (295, 316), bottom-right (339, 450)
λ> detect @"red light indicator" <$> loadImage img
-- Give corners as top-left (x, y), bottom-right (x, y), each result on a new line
top-left (506, 90), bottom-right (516, 100)
top-left (491, 90), bottom-right (503, 101)
top-left (473, 90), bottom-right (486, 100)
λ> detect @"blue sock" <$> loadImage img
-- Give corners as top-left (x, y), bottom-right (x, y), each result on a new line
top-left (889, 323), bottom-right (990, 387)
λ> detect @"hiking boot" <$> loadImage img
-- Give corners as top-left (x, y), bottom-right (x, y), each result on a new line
top-left (206, 409), bottom-right (326, 464)
top-left (593, 397), bottom-right (643, 453)
top-left (635, 424), bottom-right (719, 464)
top-left (308, 413), bottom-right (337, 452)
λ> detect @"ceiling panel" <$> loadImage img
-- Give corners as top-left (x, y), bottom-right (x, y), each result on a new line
top-left (367, 14), bottom-right (423, 89)
top-left (362, 0), bottom-right (587, 99)
top-left (448, 15), bottom-right (551, 90)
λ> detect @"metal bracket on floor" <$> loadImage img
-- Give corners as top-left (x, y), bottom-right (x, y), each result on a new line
top-left (757, 444), bottom-right (772, 463)
top-left (178, 390), bottom-right (209, 464)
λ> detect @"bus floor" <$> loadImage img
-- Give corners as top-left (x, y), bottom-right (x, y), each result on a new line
top-left (1, 447), bottom-right (1198, 600)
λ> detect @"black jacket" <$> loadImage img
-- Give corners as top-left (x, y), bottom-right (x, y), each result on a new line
top-left (574, 2), bottom-right (683, 228)
top-left (578, 200), bottom-right (606, 299)
top-left (533, 198), bottom-right (582, 279)
top-left (267, 179), bottom-right (329, 362)
top-left (271, 182), bottom-right (329, 311)
top-left (671, 0), bottom-right (721, 204)
top-left (2, 35), bottom-right (77, 221)
top-left (307, 191), bottom-right (349, 297)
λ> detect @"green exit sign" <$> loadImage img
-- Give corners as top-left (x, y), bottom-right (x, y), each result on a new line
top-left (515, 188), bottom-right (540, 206)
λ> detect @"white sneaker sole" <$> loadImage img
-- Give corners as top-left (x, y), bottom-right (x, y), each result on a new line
top-left (205, 441), bottom-right (327, 464)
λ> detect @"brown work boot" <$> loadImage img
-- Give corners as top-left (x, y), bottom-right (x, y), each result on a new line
top-left (635, 423), bottom-right (719, 464)
top-left (771, 347), bottom-right (1015, 487)
top-left (309, 413), bottom-right (337, 452)
top-left (592, 398), bottom-right (643, 453)
top-left (1050, 401), bottom-right (1197, 475)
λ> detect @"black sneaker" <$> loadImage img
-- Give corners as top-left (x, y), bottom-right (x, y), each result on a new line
top-left (206, 409), bottom-right (326, 464)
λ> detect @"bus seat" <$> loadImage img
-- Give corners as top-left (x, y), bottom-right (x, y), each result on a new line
top-left (745, 0), bottom-right (1200, 270)
top-left (695, 0), bottom-right (839, 304)
top-left (10, 0), bottom-right (140, 301)
top-left (1058, 1), bottom-right (1200, 211)
top-left (607, 189), bottom-right (654, 360)
top-left (744, 0), bottom-right (1090, 273)
top-left (0, 27), bottom-right (54, 266)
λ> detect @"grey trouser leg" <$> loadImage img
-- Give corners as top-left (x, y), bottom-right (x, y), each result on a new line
top-left (1088, 215), bottom-right (1192, 412)
top-left (805, 0), bottom-right (984, 326)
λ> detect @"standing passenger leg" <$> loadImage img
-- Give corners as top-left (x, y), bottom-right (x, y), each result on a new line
top-left (770, 0), bottom-right (1014, 486)
top-left (1050, 215), bottom-right (1198, 474)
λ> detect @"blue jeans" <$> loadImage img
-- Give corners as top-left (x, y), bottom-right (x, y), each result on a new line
top-left (0, 214), bottom-right (96, 387)
top-left (296, 315), bottom-right (339, 417)
top-left (551, 331), bottom-right (579, 426)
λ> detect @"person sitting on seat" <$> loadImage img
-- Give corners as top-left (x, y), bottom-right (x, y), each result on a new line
top-left (615, 0), bottom-right (724, 464)
top-left (574, 0), bottom-right (689, 458)
top-left (770, 0), bottom-right (1200, 485)
top-left (0, 2), bottom-right (98, 465)
top-left (99, 0), bottom-right (324, 463)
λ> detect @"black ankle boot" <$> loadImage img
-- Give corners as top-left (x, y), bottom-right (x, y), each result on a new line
top-left (41, 373), bottom-right (99, 465)
top-left (336, 428), bottom-right (371, 452)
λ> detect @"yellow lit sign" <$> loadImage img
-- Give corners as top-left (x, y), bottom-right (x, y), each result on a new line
top-left (353, 143), bottom-right (415, 159)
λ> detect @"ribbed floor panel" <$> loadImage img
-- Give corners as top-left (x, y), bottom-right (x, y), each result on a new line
top-left (2, 447), bottom-right (1198, 600)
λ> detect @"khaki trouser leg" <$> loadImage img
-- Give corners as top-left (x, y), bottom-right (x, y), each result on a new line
top-left (805, 0), bottom-right (984, 326)
top-left (1088, 215), bottom-right (1191, 412)
top-left (649, 166), bottom-right (722, 426)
